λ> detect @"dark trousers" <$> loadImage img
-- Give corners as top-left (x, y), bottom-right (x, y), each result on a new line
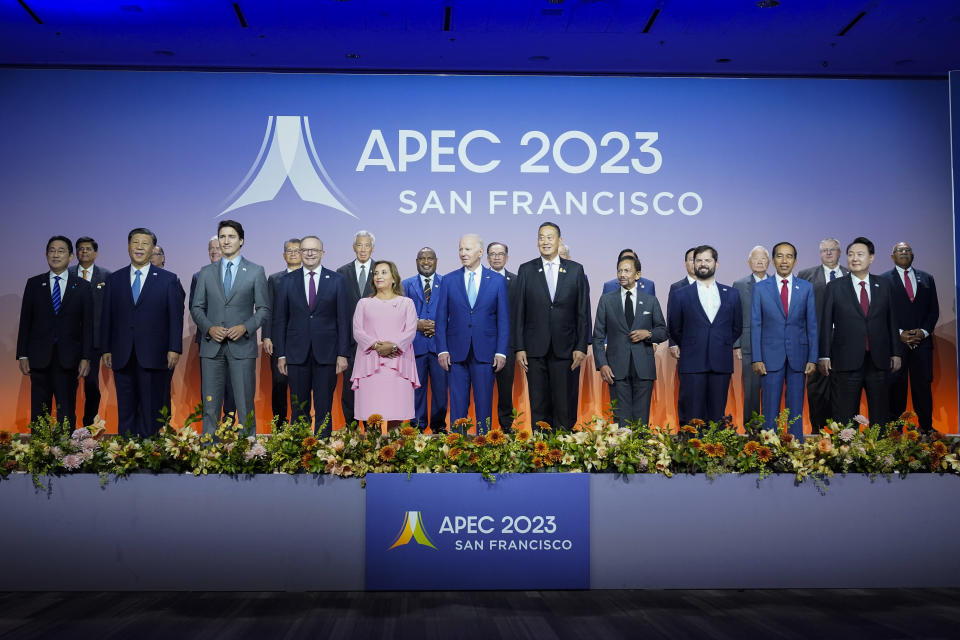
top-left (340, 355), bottom-right (356, 427)
top-left (832, 356), bottom-right (889, 426)
top-left (805, 367), bottom-right (835, 431)
top-left (269, 354), bottom-right (289, 426)
top-left (610, 357), bottom-right (653, 426)
top-left (449, 346), bottom-right (496, 434)
top-left (288, 360), bottom-right (337, 438)
top-left (527, 352), bottom-right (576, 430)
top-left (568, 366), bottom-right (581, 429)
top-left (29, 345), bottom-right (78, 429)
top-left (494, 351), bottom-right (516, 430)
top-left (740, 351), bottom-right (762, 420)
top-left (114, 348), bottom-right (172, 438)
top-left (79, 351), bottom-right (102, 427)
top-left (889, 347), bottom-right (933, 430)
top-left (414, 352), bottom-right (448, 432)
top-left (678, 371), bottom-right (731, 425)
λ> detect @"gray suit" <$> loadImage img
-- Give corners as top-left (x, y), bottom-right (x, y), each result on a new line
top-left (797, 262), bottom-right (850, 430)
top-left (190, 257), bottom-right (269, 433)
top-left (592, 287), bottom-right (668, 426)
top-left (732, 273), bottom-right (767, 421)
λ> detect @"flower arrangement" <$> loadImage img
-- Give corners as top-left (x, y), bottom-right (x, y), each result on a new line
top-left (1, 409), bottom-right (957, 487)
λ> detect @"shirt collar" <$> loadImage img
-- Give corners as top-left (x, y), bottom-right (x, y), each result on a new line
top-left (541, 256), bottom-right (560, 268)
top-left (753, 273), bottom-right (768, 283)
top-left (49, 270), bottom-right (67, 280)
top-left (895, 265), bottom-right (911, 276)
top-left (222, 255), bottom-right (241, 269)
top-left (130, 263), bottom-right (151, 277)
top-left (776, 273), bottom-right (794, 285)
top-left (355, 258), bottom-right (371, 270)
top-left (696, 279), bottom-right (716, 290)
top-left (464, 264), bottom-right (483, 277)
top-left (851, 273), bottom-right (870, 287)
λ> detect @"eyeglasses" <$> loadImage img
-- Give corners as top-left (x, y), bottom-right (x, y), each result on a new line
top-left (488, 252), bottom-right (506, 258)
top-left (284, 248), bottom-right (301, 255)
top-left (300, 249), bottom-right (323, 256)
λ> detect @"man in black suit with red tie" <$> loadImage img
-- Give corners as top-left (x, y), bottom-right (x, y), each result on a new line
top-left (884, 242), bottom-right (939, 430)
top-left (101, 228), bottom-right (184, 437)
top-left (68, 236), bottom-right (111, 427)
top-left (514, 222), bottom-right (591, 430)
top-left (17, 236), bottom-right (93, 429)
top-left (818, 237), bottom-right (901, 426)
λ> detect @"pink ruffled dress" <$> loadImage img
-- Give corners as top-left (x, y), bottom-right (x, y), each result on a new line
top-left (351, 296), bottom-right (420, 421)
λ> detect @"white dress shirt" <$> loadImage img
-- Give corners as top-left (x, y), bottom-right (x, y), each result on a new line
top-left (220, 255), bottom-right (241, 281)
top-left (78, 264), bottom-right (95, 281)
top-left (776, 273), bottom-right (794, 309)
top-left (49, 270), bottom-right (69, 300)
top-left (821, 264), bottom-right (842, 282)
top-left (621, 284), bottom-right (638, 317)
top-left (541, 256), bottom-right (560, 292)
top-left (303, 268), bottom-right (321, 301)
top-left (895, 265), bottom-right (928, 337)
top-left (851, 273), bottom-right (871, 303)
top-left (129, 263), bottom-right (151, 286)
top-left (696, 280), bottom-right (721, 323)
top-left (462, 264), bottom-right (483, 293)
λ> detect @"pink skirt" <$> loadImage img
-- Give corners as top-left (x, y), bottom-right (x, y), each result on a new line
top-left (353, 367), bottom-right (416, 422)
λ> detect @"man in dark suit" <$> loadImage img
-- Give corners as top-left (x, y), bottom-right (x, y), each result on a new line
top-left (601, 249), bottom-right (656, 297)
top-left (593, 256), bottom-right (668, 426)
top-left (751, 242), bottom-right (818, 437)
top-left (336, 230), bottom-right (375, 425)
top-left (818, 236), bottom-right (901, 426)
top-left (190, 220), bottom-right (270, 433)
top-left (402, 247), bottom-right (447, 434)
top-left (261, 238), bottom-right (301, 426)
top-left (667, 247), bottom-right (698, 353)
top-left (884, 242), bottom-right (939, 430)
top-left (797, 237), bottom-right (850, 430)
top-left (190, 236), bottom-right (234, 419)
top-left (274, 236), bottom-right (349, 437)
top-left (17, 236), bottom-right (93, 429)
top-left (486, 241), bottom-right (519, 430)
top-left (69, 236), bottom-right (111, 427)
top-left (101, 228), bottom-right (184, 437)
top-left (514, 222), bottom-right (591, 430)
top-left (436, 234), bottom-right (509, 434)
top-left (667, 245), bottom-right (742, 424)
top-left (732, 246), bottom-right (770, 421)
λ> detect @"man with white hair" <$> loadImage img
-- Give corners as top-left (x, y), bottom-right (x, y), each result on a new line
top-left (732, 245), bottom-right (770, 421)
top-left (337, 230), bottom-right (375, 424)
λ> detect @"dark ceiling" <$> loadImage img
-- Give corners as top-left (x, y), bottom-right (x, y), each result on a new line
top-left (1, 0), bottom-right (959, 77)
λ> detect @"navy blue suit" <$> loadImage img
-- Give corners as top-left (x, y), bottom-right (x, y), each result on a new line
top-left (402, 273), bottom-right (448, 432)
top-left (17, 272), bottom-right (93, 429)
top-left (750, 276), bottom-right (817, 436)
top-left (435, 266), bottom-right (510, 433)
top-left (69, 264), bottom-right (111, 426)
top-left (667, 282), bottom-right (742, 424)
top-left (602, 277), bottom-right (656, 297)
top-left (273, 267), bottom-right (350, 435)
top-left (101, 265), bottom-right (184, 437)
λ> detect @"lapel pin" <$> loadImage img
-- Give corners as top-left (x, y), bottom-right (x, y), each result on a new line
top-left (538, 268), bottom-right (543, 273)
top-left (324, 274), bottom-right (329, 279)
top-left (42, 283), bottom-right (47, 287)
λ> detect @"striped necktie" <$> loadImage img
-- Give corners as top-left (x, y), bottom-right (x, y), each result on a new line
top-left (52, 275), bottom-right (62, 314)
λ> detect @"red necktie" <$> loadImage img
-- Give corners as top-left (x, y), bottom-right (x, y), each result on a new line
top-left (780, 279), bottom-right (789, 317)
top-left (859, 281), bottom-right (870, 350)
top-left (903, 269), bottom-right (915, 302)
top-left (308, 271), bottom-right (317, 310)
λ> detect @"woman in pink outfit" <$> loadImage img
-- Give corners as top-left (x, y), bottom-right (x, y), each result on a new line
top-left (351, 260), bottom-right (420, 427)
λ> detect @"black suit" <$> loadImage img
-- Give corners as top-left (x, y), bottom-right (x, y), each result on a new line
top-left (68, 264), bottom-right (111, 426)
top-left (16, 273), bottom-right (93, 428)
top-left (819, 274), bottom-right (900, 425)
top-left (884, 267), bottom-right (939, 429)
top-left (797, 263), bottom-right (849, 429)
top-left (336, 260), bottom-right (374, 425)
top-left (493, 269), bottom-right (519, 429)
top-left (264, 269), bottom-right (292, 424)
top-left (514, 258), bottom-right (591, 429)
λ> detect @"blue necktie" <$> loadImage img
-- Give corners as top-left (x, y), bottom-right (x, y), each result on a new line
top-left (829, 270), bottom-right (837, 281)
top-left (52, 275), bottom-right (62, 314)
top-left (467, 271), bottom-right (477, 307)
top-left (223, 261), bottom-right (233, 296)
top-left (132, 270), bottom-right (142, 303)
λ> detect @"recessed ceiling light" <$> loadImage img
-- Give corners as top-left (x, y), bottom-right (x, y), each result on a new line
top-left (756, 0), bottom-right (779, 7)
top-left (715, 58), bottom-right (731, 63)
top-left (346, 53), bottom-right (360, 59)
top-left (529, 55), bottom-right (550, 61)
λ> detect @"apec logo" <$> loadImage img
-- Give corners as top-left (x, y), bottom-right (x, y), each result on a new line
top-left (220, 115), bottom-right (356, 218)
top-left (389, 511), bottom-right (437, 550)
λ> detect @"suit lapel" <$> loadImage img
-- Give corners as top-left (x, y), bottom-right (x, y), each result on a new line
top-left (225, 258), bottom-right (248, 303)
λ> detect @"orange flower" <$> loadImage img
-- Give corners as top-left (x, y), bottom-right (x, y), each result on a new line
top-left (930, 430), bottom-right (945, 441)
top-left (301, 453), bottom-right (315, 469)
top-left (743, 441), bottom-right (760, 455)
top-left (899, 410), bottom-right (917, 422)
top-left (548, 448), bottom-right (562, 463)
top-left (0, 430), bottom-right (13, 446)
top-left (367, 414), bottom-right (383, 426)
top-left (468, 453), bottom-right (478, 464)
top-left (689, 419), bottom-right (706, 428)
top-left (689, 438), bottom-right (703, 450)
top-left (532, 457), bottom-right (544, 468)
top-left (515, 430), bottom-right (531, 443)
top-left (821, 427), bottom-right (833, 435)
top-left (301, 436), bottom-right (319, 449)
top-left (453, 417), bottom-right (472, 429)
top-left (933, 441), bottom-right (948, 455)
top-left (542, 455), bottom-right (554, 466)
top-left (781, 433), bottom-right (794, 444)
top-left (447, 447), bottom-right (462, 460)
top-left (906, 430), bottom-right (919, 442)
top-left (379, 445), bottom-right (396, 461)
top-left (473, 435), bottom-right (488, 447)
top-left (817, 438), bottom-right (832, 453)
top-left (400, 426), bottom-right (417, 437)
top-left (445, 433), bottom-right (462, 445)
top-left (681, 425), bottom-right (698, 434)
top-left (756, 446), bottom-right (773, 462)
top-left (535, 421), bottom-right (552, 431)
top-left (888, 430), bottom-right (902, 442)
top-left (714, 443), bottom-right (727, 458)
top-left (534, 441), bottom-right (549, 455)
top-left (488, 429), bottom-right (506, 445)
top-left (702, 443), bottom-right (717, 457)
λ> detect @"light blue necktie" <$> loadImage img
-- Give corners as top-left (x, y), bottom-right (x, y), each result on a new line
top-left (467, 271), bottom-right (477, 307)
top-left (546, 262), bottom-right (556, 301)
top-left (52, 275), bottom-right (62, 313)
top-left (223, 261), bottom-right (233, 296)
top-left (132, 270), bottom-right (142, 303)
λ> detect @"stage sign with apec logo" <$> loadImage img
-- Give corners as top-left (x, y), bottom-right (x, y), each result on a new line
top-left (365, 473), bottom-right (589, 590)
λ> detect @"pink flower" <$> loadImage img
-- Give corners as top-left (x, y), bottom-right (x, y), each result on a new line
top-left (62, 454), bottom-right (82, 470)
top-left (50, 446), bottom-right (62, 458)
top-left (71, 427), bottom-right (91, 441)
top-left (80, 438), bottom-right (98, 451)
top-left (244, 442), bottom-right (267, 461)
top-left (852, 415), bottom-right (869, 426)
top-left (331, 439), bottom-right (345, 452)
top-left (839, 428), bottom-right (856, 443)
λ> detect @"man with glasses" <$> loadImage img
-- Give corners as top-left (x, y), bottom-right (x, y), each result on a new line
top-left (262, 238), bottom-right (302, 427)
top-left (486, 242), bottom-right (519, 430)
top-left (69, 236), bottom-right (111, 427)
